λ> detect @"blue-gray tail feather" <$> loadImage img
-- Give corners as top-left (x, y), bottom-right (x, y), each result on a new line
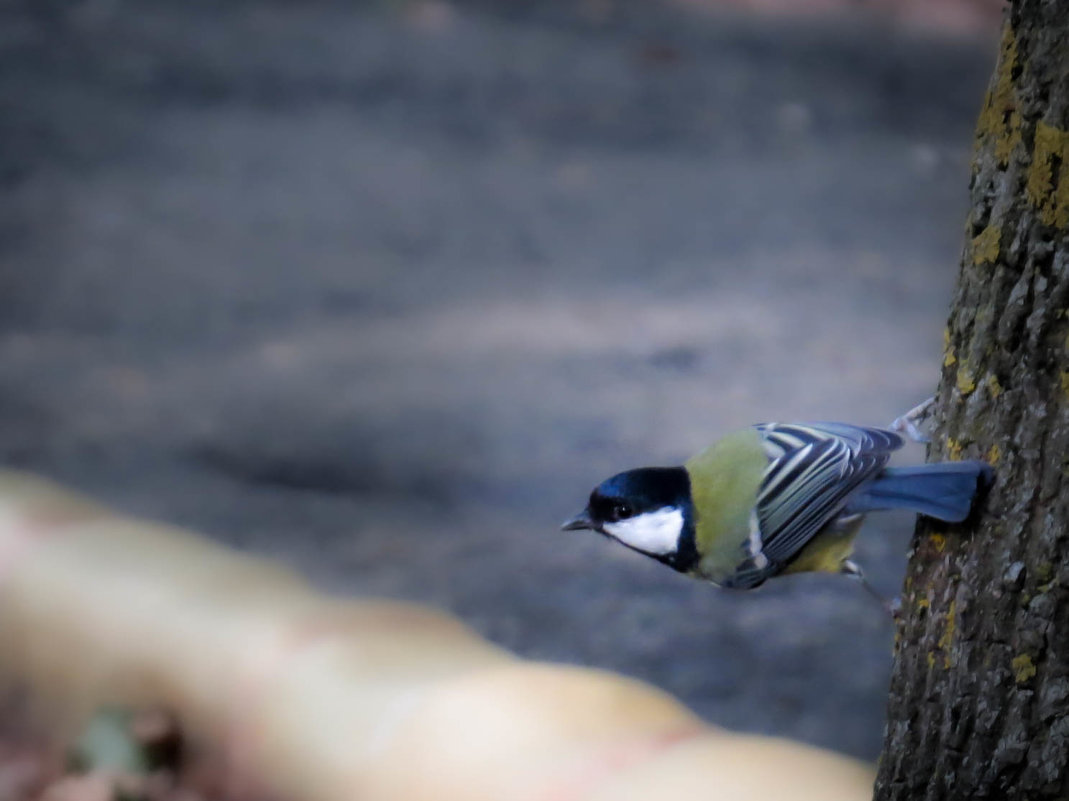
top-left (847, 461), bottom-right (992, 522)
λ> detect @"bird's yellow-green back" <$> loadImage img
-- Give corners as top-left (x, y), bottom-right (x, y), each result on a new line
top-left (683, 428), bottom-right (767, 584)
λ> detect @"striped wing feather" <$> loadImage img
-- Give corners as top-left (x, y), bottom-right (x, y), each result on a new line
top-left (751, 422), bottom-right (904, 567)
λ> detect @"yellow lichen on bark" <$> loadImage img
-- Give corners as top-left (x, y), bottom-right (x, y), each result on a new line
top-left (986, 374), bottom-right (1002, 399)
top-left (1026, 121), bottom-right (1069, 228)
top-left (1012, 653), bottom-right (1037, 684)
top-left (937, 600), bottom-right (958, 669)
top-left (956, 363), bottom-right (977, 395)
top-left (996, 111), bottom-right (1022, 166)
top-left (975, 26), bottom-right (1019, 166)
top-left (971, 225), bottom-right (1001, 266)
top-left (942, 327), bottom-right (958, 368)
top-left (986, 443), bottom-right (1001, 465)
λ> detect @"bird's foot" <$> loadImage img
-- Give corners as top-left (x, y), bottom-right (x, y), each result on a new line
top-left (842, 560), bottom-right (898, 619)
top-left (887, 595), bottom-right (903, 621)
top-left (890, 396), bottom-right (935, 443)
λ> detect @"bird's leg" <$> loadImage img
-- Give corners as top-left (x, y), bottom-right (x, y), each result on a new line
top-left (889, 396), bottom-right (936, 444)
top-left (842, 560), bottom-right (900, 619)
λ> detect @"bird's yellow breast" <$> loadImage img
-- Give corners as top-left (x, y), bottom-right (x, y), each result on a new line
top-left (780, 515), bottom-right (864, 575)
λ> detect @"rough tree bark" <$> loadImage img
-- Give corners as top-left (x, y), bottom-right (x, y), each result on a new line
top-left (874, 3), bottom-right (1069, 800)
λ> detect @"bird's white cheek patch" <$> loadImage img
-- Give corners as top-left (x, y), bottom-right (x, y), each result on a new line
top-left (603, 508), bottom-right (684, 555)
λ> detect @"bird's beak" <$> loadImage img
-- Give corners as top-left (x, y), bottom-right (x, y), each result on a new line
top-left (561, 510), bottom-right (594, 531)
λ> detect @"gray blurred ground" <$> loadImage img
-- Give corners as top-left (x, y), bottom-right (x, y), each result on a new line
top-left (0, 0), bottom-right (994, 759)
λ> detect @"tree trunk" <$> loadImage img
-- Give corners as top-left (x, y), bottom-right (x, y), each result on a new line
top-left (874, 4), bottom-right (1069, 799)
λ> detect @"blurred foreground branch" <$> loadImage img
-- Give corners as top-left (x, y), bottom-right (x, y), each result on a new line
top-left (0, 472), bottom-right (871, 801)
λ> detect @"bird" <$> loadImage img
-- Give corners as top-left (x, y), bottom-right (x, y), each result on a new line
top-left (561, 400), bottom-right (991, 598)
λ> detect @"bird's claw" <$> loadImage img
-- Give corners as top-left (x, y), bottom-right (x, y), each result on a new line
top-left (843, 561), bottom-right (900, 619)
top-left (887, 596), bottom-right (903, 621)
top-left (890, 396), bottom-right (935, 444)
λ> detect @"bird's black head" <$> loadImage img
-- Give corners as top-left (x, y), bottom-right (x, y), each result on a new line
top-left (562, 466), bottom-right (696, 570)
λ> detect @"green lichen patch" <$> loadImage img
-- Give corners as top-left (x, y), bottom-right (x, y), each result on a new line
top-left (987, 443), bottom-right (1002, 465)
top-left (986, 374), bottom-right (1003, 399)
top-left (956, 363), bottom-right (978, 396)
top-left (975, 26), bottom-right (1019, 166)
top-left (1026, 121), bottom-right (1069, 229)
top-left (1012, 653), bottom-right (1038, 683)
top-left (943, 327), bottom-right (957, 368)
top-left (971, 225), bottom-right (1002, 267)
top-left (937, 600), bottom-right (958, 669)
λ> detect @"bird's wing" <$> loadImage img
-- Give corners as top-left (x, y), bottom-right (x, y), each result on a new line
top-left (751, 422), bottom-right (904, 567)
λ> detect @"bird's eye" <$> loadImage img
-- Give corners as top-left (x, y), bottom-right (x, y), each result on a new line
top-left (611, 503), bottom-right (633, 521)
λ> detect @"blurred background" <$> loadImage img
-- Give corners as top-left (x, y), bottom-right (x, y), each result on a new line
top-left (1, 0), bottom-right (999, 763)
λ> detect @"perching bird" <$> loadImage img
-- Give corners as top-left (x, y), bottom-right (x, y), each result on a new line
top-left (562, 402), bottom-right (991, 593)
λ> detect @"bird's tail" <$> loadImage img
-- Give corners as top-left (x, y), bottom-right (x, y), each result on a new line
top-left (847, 461), bottom-right (993, 522)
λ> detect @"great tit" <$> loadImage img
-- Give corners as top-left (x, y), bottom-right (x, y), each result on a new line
top-left (562, 414), bottom-right (991, 591)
